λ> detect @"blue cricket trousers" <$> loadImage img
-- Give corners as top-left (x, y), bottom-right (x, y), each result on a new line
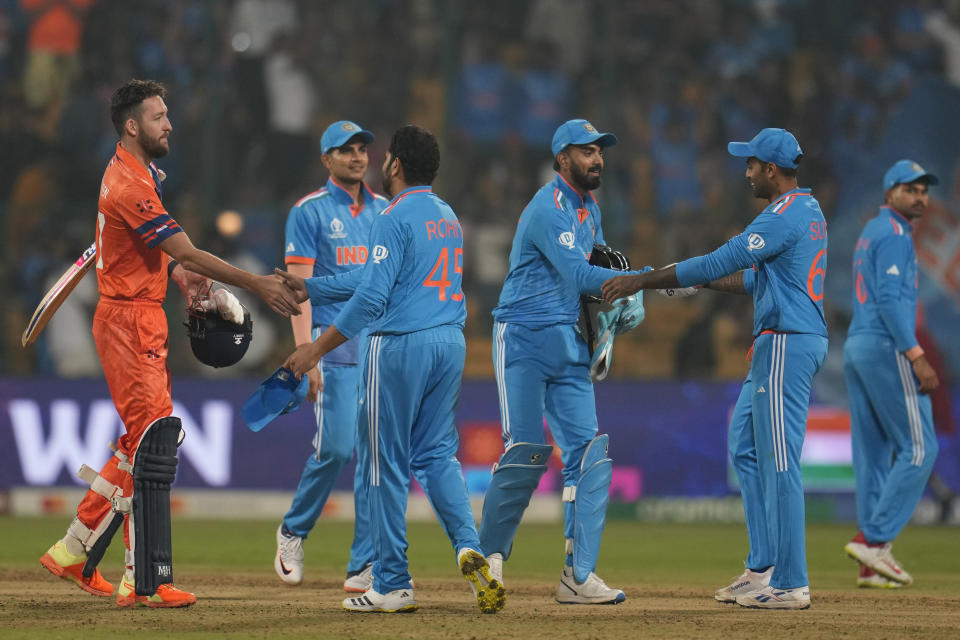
top-left (493, 321), bottom-right (599, 549)
top-left (728, 372), bottom-right (775, 573)
top-left (844, 334), bottom-right (938, 542)
top-left (283, 358), bottom-right (372, 573)
top-left (740, 332), bottom-right (827, 590)
top-left (359, 326), bottom-right (481, 594)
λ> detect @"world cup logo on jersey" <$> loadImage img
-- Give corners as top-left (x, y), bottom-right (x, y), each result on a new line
top-left (558, 231), bottom-right (576, 249)
top-left (329, 218), bottom-right (347, 239)
top-left (747, 233), bottom-right (766, 251)
top-left (372, 245), bottom-right (389, 264)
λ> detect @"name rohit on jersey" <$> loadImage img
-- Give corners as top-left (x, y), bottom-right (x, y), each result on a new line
top-left (425, 219), bottom-right (461, 240)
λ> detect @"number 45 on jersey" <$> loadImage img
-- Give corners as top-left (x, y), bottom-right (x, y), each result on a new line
top-left (423, 247), bottom-right (463, 301)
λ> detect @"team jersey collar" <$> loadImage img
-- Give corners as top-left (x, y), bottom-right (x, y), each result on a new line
top-left (880, 205), bottom-right (914, 231)
top-left (553, 173), bottom-right (596, 224)
top-left (326, 177), bottom-right (377, 217)
top-left (553, 172), bottom-right (598, 208)
top-left (390, 185), bottom-right (433, 201)
top-left (768, 187), bottom-right (810, 209)
top-left (114, 142), bottom-right (164, 196)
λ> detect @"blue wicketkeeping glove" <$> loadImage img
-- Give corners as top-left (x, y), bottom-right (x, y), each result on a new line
top-left (589, 303), bottom-right (622, 382)
top-left (612, 265), bottom-right (650, 334)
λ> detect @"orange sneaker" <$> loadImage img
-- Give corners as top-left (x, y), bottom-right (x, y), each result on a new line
top-left (39, 542), bottom-right (114, 597)
top-left (116, 575), bottom-right (196, 608)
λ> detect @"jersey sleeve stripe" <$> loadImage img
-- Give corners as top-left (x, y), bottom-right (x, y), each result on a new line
top-left (135, 214), bottom-right (182, 248)
top-left (284, 255), bottom-right (316, 265)
top-left (295, 188), bottom-right (328, 207)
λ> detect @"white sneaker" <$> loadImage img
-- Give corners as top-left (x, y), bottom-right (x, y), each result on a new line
top-left (458, 548), bottom-right (506, 613)
top-left (344, 564), bottom-right (373, 593)
top-left (714, 566), bottom-right (773, 603)
top-left (736, 584), bottom-right (810, 610)
top-left (857, 566), bottom-right (904, 589)
top-left (555, 566), bottom-right (625, 605)
top-left (844, 540), bottom-right (913, 585)
top-left (487, 552), bottom-right (503, 584)
top-left (274, 524), bottom-right (304, 585)
top-left (343, 588), bottom-right (417, 613)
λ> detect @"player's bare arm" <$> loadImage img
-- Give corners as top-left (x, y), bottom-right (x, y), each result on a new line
top-left (704, 271), bottom-right (748, 294)
top-left (159, 232), bottom-right (301, 317)
top-left (283, 324), bottom-right (348, 376)
top-left (168, 258), bottom-right (212, 300)
top-left (286, 262), bottom-right (322, 402)
top-left (602, 264), bottom-right (680, 302)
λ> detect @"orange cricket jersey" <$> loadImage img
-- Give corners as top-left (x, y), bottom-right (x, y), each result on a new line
top-left (96, 142), bottom-right (182, 301)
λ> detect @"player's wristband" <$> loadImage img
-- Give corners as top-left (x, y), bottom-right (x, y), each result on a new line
top-left (904, 345), bottom-right (924, 362)
top-left (167, 259), bottom-right (179, 278)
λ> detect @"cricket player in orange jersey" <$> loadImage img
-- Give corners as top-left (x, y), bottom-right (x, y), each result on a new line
top-left (39, 79), bottom-right (301, 608)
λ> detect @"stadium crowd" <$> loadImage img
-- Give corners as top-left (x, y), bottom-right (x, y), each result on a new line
top-left (2, 0), bottom-right (959, 379)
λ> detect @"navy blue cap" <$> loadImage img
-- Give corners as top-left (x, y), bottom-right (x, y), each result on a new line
top-left (242, 367), bottom-right (308, 432)
top-left (320, 120), bottom-right (374, 154)
top-left (883, 159), bottom-right (939, 191)
top-left (551, 119), bottom-right (618, 157)
top-left (727, 128), bottom-right (803, 169)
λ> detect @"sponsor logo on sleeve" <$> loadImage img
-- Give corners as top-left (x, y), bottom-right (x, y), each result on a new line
top-left (286, 242), bottom-right (295, 253)
top-left (372, 245), bottom-right (389, 263)
top-left (747, 233), bottom-right (765, 251)
top-left (886, 264), bottom-right (900, 276)
top-left (558, 231), bottom-right (576, 248)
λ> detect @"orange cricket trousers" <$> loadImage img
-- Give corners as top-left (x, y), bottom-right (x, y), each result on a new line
top-left (75, 299), bottom-right (173, 551)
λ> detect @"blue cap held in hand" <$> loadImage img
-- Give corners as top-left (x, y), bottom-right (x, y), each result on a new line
top-left (883, 159), bottom-right (939, 191)
top-left (242, 367), bottom-right (309, 432)
top-left (551, 119), bottom-right (618, 157)
top-left (727, 128), bottom-right (803, 169)
top-left (320, 120), bottom-right (374, 154)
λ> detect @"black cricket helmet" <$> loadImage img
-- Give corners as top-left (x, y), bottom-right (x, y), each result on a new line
top-left (582, 244), bottom-right (631, 304)
top-left (185, 304), bottom-right (253, 368)
top-left (589, 244), bottom-right (631, 271)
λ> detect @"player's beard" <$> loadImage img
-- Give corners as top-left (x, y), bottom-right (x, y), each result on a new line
top-left (750, 175), bottom-right (772, 200)
top-left (381, 171), bottom-right (395, 199)
top-left (139, 130), bottom-right (169, 159)
top-left (571, 162), bottom-right (601, 192)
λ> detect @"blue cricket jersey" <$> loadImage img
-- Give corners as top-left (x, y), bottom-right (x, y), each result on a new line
top-left (676, 188), bottom-right (828, 338)
top-left (284, 178), bottom-right (389, 363)
top-left (847, 206), bottom-right (920, 352)
top-left (334, 186), bottom-right (466, 338)
top-left (493, 173), bottom-right (640, 327)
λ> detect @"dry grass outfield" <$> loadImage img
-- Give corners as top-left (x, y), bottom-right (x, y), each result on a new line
top-left (1, 518), bottom-right (958, 639)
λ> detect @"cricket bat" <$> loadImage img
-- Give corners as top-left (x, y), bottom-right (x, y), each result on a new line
top-left (21, 242), bottom-right (97, 347)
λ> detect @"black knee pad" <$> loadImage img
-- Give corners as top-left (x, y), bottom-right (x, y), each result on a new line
top-left (133, 416), bottom-right (181, 596)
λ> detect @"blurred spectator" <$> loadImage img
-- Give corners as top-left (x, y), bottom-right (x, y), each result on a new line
top-left (228, 0), bottom-right (296, 181)
top-left (21, 0), bottom-right (93, 134)
top-left (455, 35), bottom-right (511, 144)
top-left (524, 0), bottom-right (591, 77)
top-left (263, 29), bottom-right (318, 201)
top-left (649, 113), bottom-right (703, 218)
top-left (514, 41), bottom-right (570, 148)
top-left (925, 0), bottom-right (960, 87)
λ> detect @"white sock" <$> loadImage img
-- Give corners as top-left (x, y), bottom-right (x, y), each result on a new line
top-left (63, 531), bottom-right (86, 557)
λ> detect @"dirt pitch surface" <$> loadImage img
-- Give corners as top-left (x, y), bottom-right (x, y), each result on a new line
top-left (2, 567), bottom-right (959, 640)
top-left (3, 518), bottom-right (959, 639)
